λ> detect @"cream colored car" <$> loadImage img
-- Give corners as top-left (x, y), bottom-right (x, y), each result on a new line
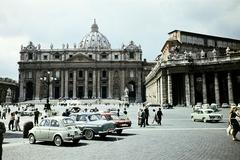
top-left (191, 109), bottom-right (223, 123)
top-left (28, 116), bottom-right (81, 146)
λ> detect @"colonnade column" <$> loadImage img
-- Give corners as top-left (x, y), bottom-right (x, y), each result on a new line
top-left (185, 74), bottom-right (191, 107)
top-left (121, 70), bottom-right (125, 99)
top-left (202, 73), bottom-right (207, 104)
top-left (64, 70), bottom-right (68, 98)
top-left (35, 71), bottom-right (40, 100)
top-left (190, 74), bottom-right (195, 106)
top-left (214, 73), bottom-right (220, 105)
top-left (60, 71), bottom-right (64, 98)
top-left (49, 72), bottom-right (53, 99)
top-left (73, 70), bottom-right (77, 99)
top-left (160, 74), bottom-right (167, 105)
top-left (92, 70), bottom-right (96, 98)
top-left (136, 71), bottom-right (142, 102)
top-left (97, 70), bottom-right (101, 98)
top-left (227, 72), bottom-right (234, 104)
top-left (19, 72), bottom-right (25, 102)
top-left (84, 70), bottom-right (88, 98)
top-left (108, 70), bottom-right (112, 98)
top-left (167, 74), bottom-right (173, 105)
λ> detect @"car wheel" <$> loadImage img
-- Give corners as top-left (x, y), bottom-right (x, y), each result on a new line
top-left (116, 129), bottom-right (123, 135)
top-left (203, 118), bottom-right (207, 123)
top-left (54, 135), bottom-right (63, 146)
top-left (29, 134), bottom-right (36, 144)
top-left (73, 139), bottom-right (80, 145)
top-left (99, 133), bottom-right (107, 138)
top-left (85, 130), bottom-right (95, 140)
top-left (191, 116), bottom-right (195, 122)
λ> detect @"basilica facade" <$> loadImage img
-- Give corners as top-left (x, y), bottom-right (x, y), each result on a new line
top-left (18, 21), bottom-right (154, 103)
top-left (146, 30), bottom-right (240, 107)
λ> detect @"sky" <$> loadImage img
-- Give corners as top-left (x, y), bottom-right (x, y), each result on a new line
top-left (0, 0), bottom-right (240, 80)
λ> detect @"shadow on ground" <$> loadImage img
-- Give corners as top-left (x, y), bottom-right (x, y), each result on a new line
top-left (5, 131), bottom-right (23, 138)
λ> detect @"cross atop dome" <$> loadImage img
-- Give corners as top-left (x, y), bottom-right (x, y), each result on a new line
top-left (91, 18), bottom-right (99, 32)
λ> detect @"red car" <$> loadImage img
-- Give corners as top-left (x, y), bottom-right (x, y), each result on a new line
top-left (100, 112), bottom-right (131, 135)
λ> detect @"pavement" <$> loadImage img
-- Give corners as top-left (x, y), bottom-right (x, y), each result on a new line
top-left (2, 104), bottom-right (240, 160)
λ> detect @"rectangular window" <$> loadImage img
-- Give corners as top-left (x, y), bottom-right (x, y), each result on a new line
top-left (102, 71), bottom-right (107, 78)
top-left (69, 72), bottom-right (73, 78)
top-left (129, 52), bottom-right (134, 59)
top-left (69, 55), bottom-right (73, 58)
top-left (89, 72), bottom-right (93, 78)
top-left (102, 54), bottom-right (107, 59)
top-left (114, 55), bottom-right (119, 59)
top-left (43, 55), bottom-right (48, 60)
top-left (79, 71), bottom-right (83, 78)
top-left (89, 55), bottom-right (92, 58)
top-left (54, 54), bottom-right (60, 59)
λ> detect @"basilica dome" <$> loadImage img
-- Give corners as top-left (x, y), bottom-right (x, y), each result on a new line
top-left (79, 20), bottom-right (111, 50)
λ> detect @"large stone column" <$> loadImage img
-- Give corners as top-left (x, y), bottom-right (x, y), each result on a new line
top-left (84, 70), bottom-right (88, 98)
top-left (49, 72), bottom-right (53, 99)
top-left (227, 72), bottom-right (234, 104)
top-left (108, 70), bottom-right (112, 98)
top-left (202, 73), bottom-right (207, 104)
top-left (121, 70), bottom-right (125, 99)
top-left (60, 71), bottom-right (64, 98)
top-left (167, 74), bottom-right (173, 105)
top-left (35, 71), bottom-right (40, 100)
top-left (185, 74), bottom-right (191, 107)
top-left (97, 70), bottom-right (101, 98)
top-left (19, 72), bottom-right (25, 102)
top-left (64, 70), bottom-right (68, 98)
top-left (92, 70), bottom-right (96, 98)
top-left (136, 71), bottom-right (142, 102)
top-left (160, 74), bottom-right (167, 105)
top-left (73, 70), bottom-right (77, 99)
top-left (190, 74), bottom-right (195, 105)
top-left (214, 73), bottom-right (220, 105)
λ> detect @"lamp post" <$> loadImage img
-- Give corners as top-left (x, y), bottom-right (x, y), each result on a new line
top-left (40, 71), bottom-right (57, 111)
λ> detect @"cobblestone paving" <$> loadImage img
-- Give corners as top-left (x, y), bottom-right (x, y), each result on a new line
top-left (2, 105), bottom-right (240, 160)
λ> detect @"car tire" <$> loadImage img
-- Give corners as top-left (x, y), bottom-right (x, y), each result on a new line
top-left (85, 130), bottom-right (95, 140)
top-left (29, 134), bottom-right (36, 144)
top-left (116, 129), bottom-right (123, 135)
top-left (54, 135), bottom-right (63, 146)
top-left (99, 133), bottom-right (107, 138)
top-left (73, 139), bottom-right (80, 145)
top-left (203, 118), bottom-right (207, 123)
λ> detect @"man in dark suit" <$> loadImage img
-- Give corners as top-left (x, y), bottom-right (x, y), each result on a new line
top-left (0, 121), bottom-right (6, 160)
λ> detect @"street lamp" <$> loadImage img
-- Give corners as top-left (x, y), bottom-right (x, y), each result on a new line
top-left (40, 71), bottom-right (57, 111)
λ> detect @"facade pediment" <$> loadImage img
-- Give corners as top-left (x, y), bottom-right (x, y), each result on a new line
top-left (65, 53), bottom-right (95, 62)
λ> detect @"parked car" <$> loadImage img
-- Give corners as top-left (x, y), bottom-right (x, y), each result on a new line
top-left (70, 112), bottom-right (115, 140)
top-left (101, 112), bottom-right (131, 135)
top-left (221, 103), bottom-right (229, 108)
top-left (28, 116), bottom-right (81, 146)
top-left (202, 103), bottom-right (210, 109)
top-left (210, 103), bottom-right (219, 111)
top-left (193, 102), bottom-right (202, 111)
top-left (191, 109), bottom-right (223, 123)
top-left (20, 107), bottom-right (35, 116)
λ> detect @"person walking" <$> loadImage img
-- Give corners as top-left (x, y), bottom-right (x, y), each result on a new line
top-left (144, 106), bottom-right (149, 125)
top-left (14, 111), bottom-right (21, 131)
top-left (140, 109), bottom-right (146, 128)
top-left (8, 112), bottom-right (15, 130)
top-left (34, 108), bottom-right (40, 126)
top-left (1, 107), bottom-right (6, 119)
top-left (229, 106), bottom-right (240, 141)
top-left (157, 108), bottom-right (163, 125)
top-left (0, 121), bottom-right (6, 160)
top-left (137, 108), bottom-right (142, 126)
top-left (152, 109), bottom-right (159, 124)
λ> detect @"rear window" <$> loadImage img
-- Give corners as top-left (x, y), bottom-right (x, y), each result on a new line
top-left (62, 118), bottom-right (74, 125)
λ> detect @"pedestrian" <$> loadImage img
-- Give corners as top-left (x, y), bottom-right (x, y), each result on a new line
top-left (34, 108), bottom-right (40, 126)
top-left (7, 106), bottom-right (10, 114)
top-left (1, 107), bottom-right (6, 119)
top-left (229, 105), bottom-right (240, 141)
top-left (123, 108), bottom-right (127, 115)
top-left (14, 111), bottom-right (21, 131)
top-left (157, 108), bottom-right (163, 125)
top-left (140, 109), bottom-right (146, 127)
top-left (8, 112), bottom-right (15, 130)
top-left (0, 121), bottom-right (6, 160)
top-left (144, 106), bottom-right (149, 125)
top-left (152, 109), bottom-right (159, 124)
top-left (117, 109), bottom-right (120, 117)
top-left (137, 108), bottom-right (142, 126)
top-left (62, 109), bottom-right (70, 117)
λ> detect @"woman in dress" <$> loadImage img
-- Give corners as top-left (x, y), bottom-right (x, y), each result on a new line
top-left (229, 106), bottom-right (240, 141)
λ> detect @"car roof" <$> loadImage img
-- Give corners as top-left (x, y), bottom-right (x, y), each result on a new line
top-left (70, 112), bottom-right (100, 116)
top-left (43, 116), bottom-right (72, 121)
top-left (199, 109), bottom-right (214, 111)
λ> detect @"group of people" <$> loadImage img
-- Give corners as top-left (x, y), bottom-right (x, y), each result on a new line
top-left (138, 106), bottom-right (163, 127)
top-left (8, 111), bottom-right (21, 131)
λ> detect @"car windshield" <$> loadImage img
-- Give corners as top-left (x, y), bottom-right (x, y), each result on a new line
top-left (62, 118), bottom-right (75, 126)
top-left (204, 110), bottom-right (213, 114)
top-left (88, 114), bottom-right (101, 121)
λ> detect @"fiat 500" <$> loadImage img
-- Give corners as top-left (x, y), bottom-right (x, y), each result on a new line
top-left (28, 116), bottom-right (81, 146)
top-left (70, 112), bottom-right (115, 140)
top-left (191, 109), bottom-right (223, 123)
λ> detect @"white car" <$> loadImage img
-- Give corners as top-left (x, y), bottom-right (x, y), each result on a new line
top-left (191, 109), bottom-right (223, 123)
top-left (28, 116), bottom-right (82, 146)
